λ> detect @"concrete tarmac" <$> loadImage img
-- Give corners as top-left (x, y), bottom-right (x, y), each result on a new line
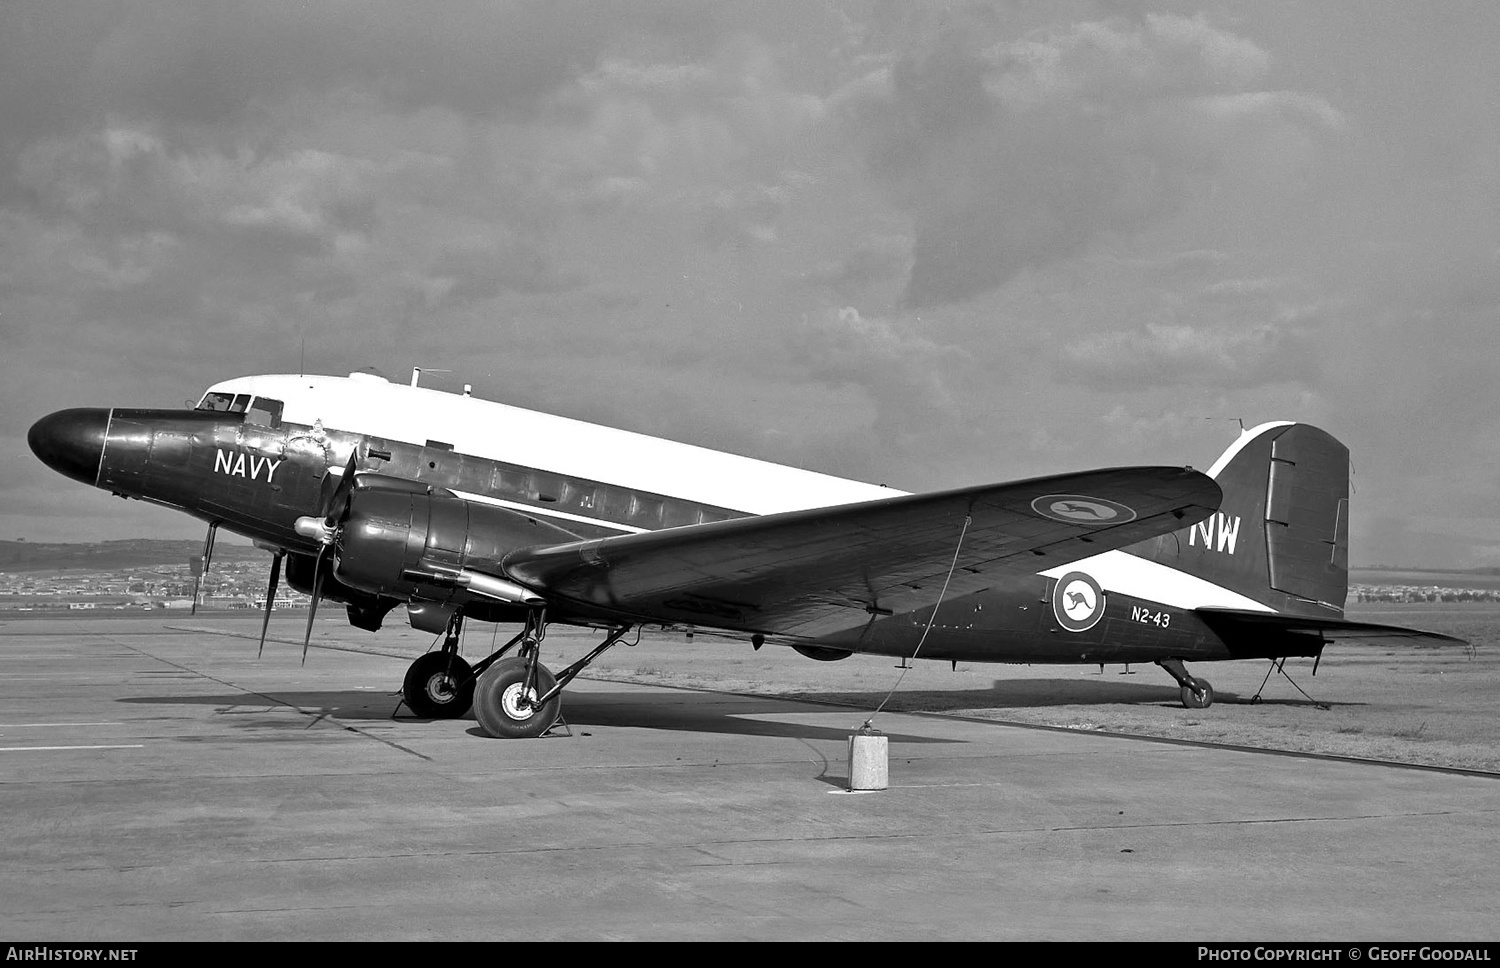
top-left (2, 616), bottom-right (1496, 942)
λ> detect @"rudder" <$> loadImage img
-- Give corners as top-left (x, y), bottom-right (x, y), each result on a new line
top-left (1134, 422), bottom-right (1349, 616)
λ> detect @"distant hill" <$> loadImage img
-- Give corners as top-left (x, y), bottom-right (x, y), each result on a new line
top-left (0, 540), bottom-right (270, 573)
top-left (1350, 567), bottom-right (1500, 591)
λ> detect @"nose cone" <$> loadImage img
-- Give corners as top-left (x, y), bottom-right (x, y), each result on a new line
top-left (28, 408), bottom-right (110, 486)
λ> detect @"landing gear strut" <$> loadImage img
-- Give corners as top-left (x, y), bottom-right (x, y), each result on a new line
top-left (472, 611), bottom-right (633, 739)
top-left (1157, 657), bottom-right (1214, 709)
top-left (401, 613), bottom-right (475, 719)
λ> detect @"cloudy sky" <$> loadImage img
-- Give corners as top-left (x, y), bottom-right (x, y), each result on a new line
top-left (2, 1), bottom-right (1497, 568)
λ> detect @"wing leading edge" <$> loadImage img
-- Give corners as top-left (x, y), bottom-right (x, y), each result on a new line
top-left (501, 466), bottom-right (1221, 640)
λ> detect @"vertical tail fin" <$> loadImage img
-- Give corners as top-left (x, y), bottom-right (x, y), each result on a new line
top-left (1135, 422), bottom-right (1350, 616)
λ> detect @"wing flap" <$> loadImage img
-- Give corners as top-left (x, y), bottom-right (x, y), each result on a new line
top-left (503, 466), bottom-right (1219, 639)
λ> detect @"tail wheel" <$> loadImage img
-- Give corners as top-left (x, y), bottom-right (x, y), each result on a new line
top-left (402, 652), bottom-right (475, 719)
top-left (1180, 679), bottom-right (1214, 709)
top-left (474, 656), bottom-right (560, 739)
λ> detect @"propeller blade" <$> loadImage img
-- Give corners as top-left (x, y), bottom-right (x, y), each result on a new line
top-left (302, 453), bottom-right (357, 664)
top-left (257, 551), bottom-right (283, 659)
top-left (321, 451), bottom-right (360, 525)
top-left (302, 547), bottom-right (328, 665)
top-left (190, 522), bottom-right (218, 616)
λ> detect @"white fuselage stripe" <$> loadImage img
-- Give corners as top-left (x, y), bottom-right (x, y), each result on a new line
top-left (1040, 550), bottom-right (1275, 612)
top-left (450, 489), bottom-right (649, 534)
top-left (207, 374), bottom-right (902, 515)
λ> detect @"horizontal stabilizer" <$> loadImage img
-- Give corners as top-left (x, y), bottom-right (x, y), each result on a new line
top-left (1196, 608), bottom-right (1467, 646)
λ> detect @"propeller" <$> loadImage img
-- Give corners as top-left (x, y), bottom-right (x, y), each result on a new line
top-left (319, 451), bottom-right (360, 528)
top-left (190, 522), bottom-right (218, 615)
top-left (301, 451), bottom-right (360, 663)
top-left (257, 550), bottom-right (283, 659)
top-left (302, 547), bottom-right (327, 665)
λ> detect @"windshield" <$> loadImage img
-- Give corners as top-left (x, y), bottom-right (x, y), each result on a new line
top-left (196, 391), bottom-right (251, 413)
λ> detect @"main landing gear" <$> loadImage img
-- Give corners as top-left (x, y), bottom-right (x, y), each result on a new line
top-left (471, 612), bottom-right (634, 739)
top-left (1156, 657), bottom-right (1214, 709)
top-left (398, 608), bottom-right (634, 738)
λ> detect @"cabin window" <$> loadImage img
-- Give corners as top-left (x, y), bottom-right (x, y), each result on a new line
top-left (561, 481), bottom-right (597, 511)
top-left (493, 467), bottom-right (531, 497)
top-left (197, 391), bottom-right (236, 412)
top-left (452, 456), bottom-right (489, 492)
top-left (595, 485), bottom-right (632, 522)
top-left (246, 397), bottom-right (283, 428)
top-left (662, 502), bottom-right (698, 528)
top-left (629, 494), bottom-right (664, 526)
top-left (533, 473), bottom-right (563, 503)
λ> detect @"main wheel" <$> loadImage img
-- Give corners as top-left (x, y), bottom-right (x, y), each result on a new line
top-left (473, 657), bottom-right (560, 739)
top-left (402, 652), bottom-right (475, 719)
top-left (1180, 678), bottom-right (1214, 709)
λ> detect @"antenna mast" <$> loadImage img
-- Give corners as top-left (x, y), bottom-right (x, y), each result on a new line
top-left (410, 367), bottom-right (452, 388)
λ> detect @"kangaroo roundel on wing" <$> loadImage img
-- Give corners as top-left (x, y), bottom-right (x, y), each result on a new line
top-left (1052, 571), bottom-right (1106, 632)
top-left (1030, 494), bottom-right (1137, 525)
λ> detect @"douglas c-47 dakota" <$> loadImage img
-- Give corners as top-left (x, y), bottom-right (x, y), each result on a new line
top-left (28, 371), bottom-right (1459, 738)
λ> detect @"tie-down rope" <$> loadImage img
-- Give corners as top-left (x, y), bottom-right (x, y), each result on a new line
top-left (861, 512), bottom-right (972, 730)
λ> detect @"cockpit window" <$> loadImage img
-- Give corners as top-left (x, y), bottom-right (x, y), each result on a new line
top-left (197, 391), bottom-right (236, 412)
top-left (246, 397), bottom-right (283, 428)
top-left (230, 394), bottom-right (251, 413)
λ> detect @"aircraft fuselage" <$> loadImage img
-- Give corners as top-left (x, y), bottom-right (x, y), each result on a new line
top-left (27, 376), bottom-right (1319, 667)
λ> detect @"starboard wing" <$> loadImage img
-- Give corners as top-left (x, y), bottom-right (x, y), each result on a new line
top-left (501, 466), bottom-right (1221, 640)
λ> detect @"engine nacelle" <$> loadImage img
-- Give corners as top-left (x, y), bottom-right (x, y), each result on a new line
top-left (331, 483), bottom-right (578, 606)
top-left (285, 551), bottom-right (397, 629)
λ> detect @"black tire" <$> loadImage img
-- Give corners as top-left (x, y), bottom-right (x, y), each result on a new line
top-left (473, 657), bottom-right (560, 739)
top-left (402, 652), bottom-right (475, 719)
top-left (1180, 678), bottom-right (1214, 710)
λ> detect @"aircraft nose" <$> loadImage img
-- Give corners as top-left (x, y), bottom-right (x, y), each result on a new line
top-left (28, 408), bottom-right (111, 486)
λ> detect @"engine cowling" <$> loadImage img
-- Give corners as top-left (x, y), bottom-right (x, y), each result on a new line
top-left (331, 483), bottom-right (579, 606)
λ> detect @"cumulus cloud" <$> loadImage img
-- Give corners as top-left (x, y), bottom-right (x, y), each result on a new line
top-left (1040, 251), bottom-right (1330, 391)
top-left (833, 13), bottom-right (1343, 308)
top-left (801, 234), bottom-right (912, 298)
top-left (701, 184), bottom-right (789, 248)
top-left (791, 306), bottom-right (969, 445)
top-left (1061, 316), bottom-right (1320, 389)
top-left (550, 41), bottom-right (826, 235)
top-left (18, 125), bottom-right (380, 241)
top-left (427, 234), bottom-right (582, 300)
top-left (82, 1), bottom-right (616, 124)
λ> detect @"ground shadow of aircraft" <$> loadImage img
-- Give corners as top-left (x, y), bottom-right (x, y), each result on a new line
top-left (116, 689), bottom-right (957, 744)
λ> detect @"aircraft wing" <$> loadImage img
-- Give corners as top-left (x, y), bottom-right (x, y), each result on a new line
top-left (1195, 609), bottom-right (1468, 646)
top-left (502, 466), bottom-right (1220, 640)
